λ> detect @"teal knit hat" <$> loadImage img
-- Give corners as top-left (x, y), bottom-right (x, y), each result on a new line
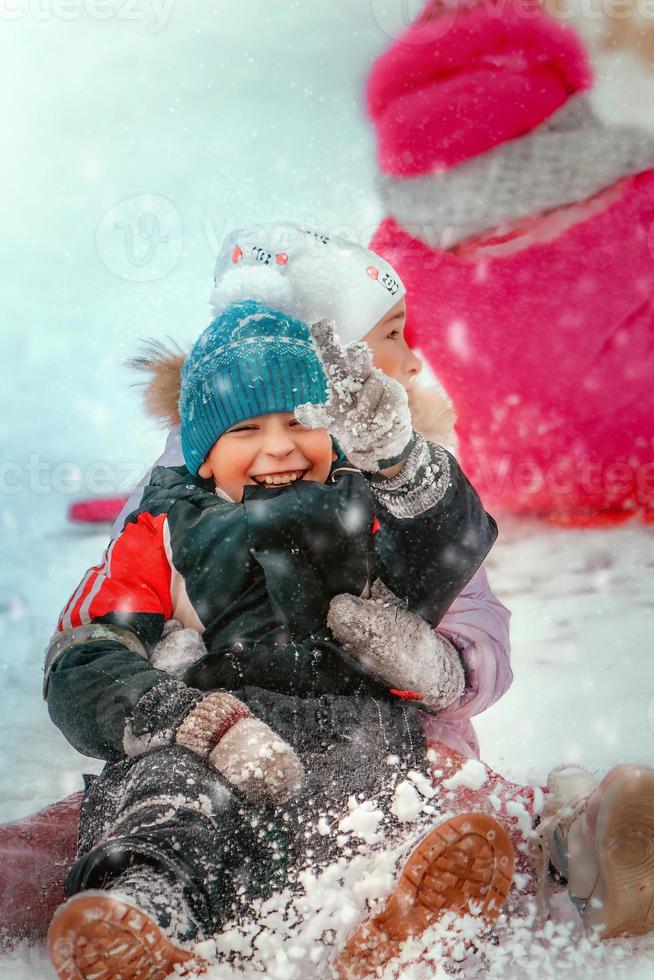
top-left (179, 300), bottom-right (328, 475)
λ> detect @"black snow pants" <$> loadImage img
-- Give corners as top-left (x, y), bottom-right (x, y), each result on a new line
top-left (65, 690), bottom-right (429, 939)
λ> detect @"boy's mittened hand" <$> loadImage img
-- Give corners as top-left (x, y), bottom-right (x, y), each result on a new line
top-left (295, 319), bottom-right (413, 472)
top-left (176, 691), bottom-right (304, 805)
top-left (327, 579), bottom-right (465, 712)
top-left (150, 619), bottom-right (206, 677)
top-left (209, 717), bottom-right (304, 806)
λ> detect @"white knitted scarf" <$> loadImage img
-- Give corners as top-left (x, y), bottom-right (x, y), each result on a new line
top-left (378, 95), bottom-right (654, 249)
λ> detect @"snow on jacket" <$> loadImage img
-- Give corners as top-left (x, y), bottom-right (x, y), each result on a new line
top-left (46, 449), bottom-right (497, 764)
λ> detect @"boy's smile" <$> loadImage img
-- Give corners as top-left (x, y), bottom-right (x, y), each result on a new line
top-left (198, 412), bottom-right (335, 501)
top-left (251, 468), bottom-right (308, 487)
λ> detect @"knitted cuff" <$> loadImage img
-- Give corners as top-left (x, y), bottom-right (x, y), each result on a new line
top-left (368, 434), bottom-right (452, 518)
top-left (175, 691), bottom-right (253, 759)
top-left (376, 430), bottom-right (419, 470)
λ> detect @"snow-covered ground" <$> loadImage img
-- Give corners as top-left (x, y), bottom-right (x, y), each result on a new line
top-left (1, 2), bottom-right (654, 977)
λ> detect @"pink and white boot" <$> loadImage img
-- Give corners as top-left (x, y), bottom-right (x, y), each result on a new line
top-left (537, 764), bottom-right (654, 939)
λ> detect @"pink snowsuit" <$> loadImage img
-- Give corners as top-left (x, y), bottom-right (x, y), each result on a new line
top-left (371, 174), bottom-right (654, 522)
top-left (366, 0), bottom-right (654, 522)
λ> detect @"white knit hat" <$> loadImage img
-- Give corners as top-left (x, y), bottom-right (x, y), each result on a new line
top-left (210, 223), bottom-right (405, 345)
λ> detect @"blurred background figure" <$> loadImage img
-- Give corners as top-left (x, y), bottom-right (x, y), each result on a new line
top-left (368, 0), bottom-right (654, 524)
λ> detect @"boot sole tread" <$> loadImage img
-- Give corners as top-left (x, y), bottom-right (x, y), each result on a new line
top-left (334, 812), bottom-right (515, 979)
top-left (47, 892), bottom-right (200, 980)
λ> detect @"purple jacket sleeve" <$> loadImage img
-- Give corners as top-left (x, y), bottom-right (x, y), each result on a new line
top-left (420, 565), bottom-right (512, 759)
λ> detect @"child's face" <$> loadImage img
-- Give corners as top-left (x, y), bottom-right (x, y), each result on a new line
top-left (198, 412), bottom-right (335, 501)
top-left (362, 297), bottom-right (422, 390)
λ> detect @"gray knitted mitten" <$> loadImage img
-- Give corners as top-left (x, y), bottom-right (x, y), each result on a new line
top-left (328, 579), bottom-right (465, 712)
top-left (295, 319), bottom-right (413, 472)
top-left (176, 692), bottom-right (304, 806)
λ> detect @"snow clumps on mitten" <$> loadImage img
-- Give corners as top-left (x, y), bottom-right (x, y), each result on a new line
top-left (176, 692), bottom-right (304, 806)
top-left (295, 319), bottom-right (413, 472)
top-left (209, 716), bottom-right (304, 807)
top-left (149, 619), bottom-right (207, 677)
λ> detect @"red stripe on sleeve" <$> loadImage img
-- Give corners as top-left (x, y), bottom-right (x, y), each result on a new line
top-left (61, 513), bottom-right (173, 629)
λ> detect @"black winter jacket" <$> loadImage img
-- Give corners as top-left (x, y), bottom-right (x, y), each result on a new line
top-left (46, 448), bottom-right (497, 763)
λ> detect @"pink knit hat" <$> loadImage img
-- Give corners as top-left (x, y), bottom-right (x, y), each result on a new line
top-left (367, 0), bottom-right (593, 176)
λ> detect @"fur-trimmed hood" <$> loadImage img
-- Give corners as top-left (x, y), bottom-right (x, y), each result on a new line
top-left (131, 342), bottom-right (458, 454)
top-left (129, 340), bottom-right (186, 429)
